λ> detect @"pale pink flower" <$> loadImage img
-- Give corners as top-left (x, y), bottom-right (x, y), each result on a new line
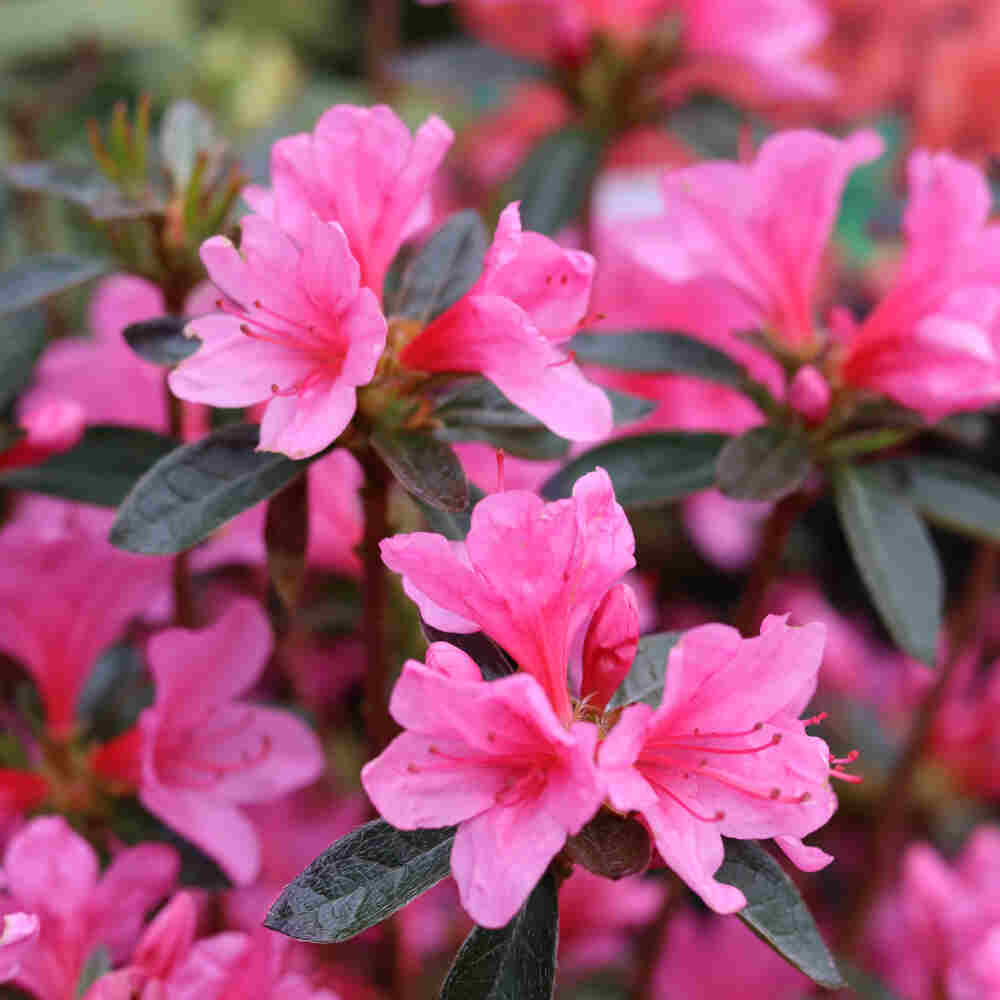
top-left (137, 599), bottom-right (325, 885)
top-left (0, 497), bottom-right (169, 733)
top-left (400, 203), bottom-right (612, 441)
top-left (0, 816), bottom-right (177, 1000)
top-left (598, 615), bottom-right (839, 912)
top-left (169, 214), bottom-right (387, 459)
top-left (245, 104), bottom-right (454, 297)
top-left (380, 468), bottom-right (635, 723)
top-left (361, 642), bottom-right (605, 928)
top-left (838, 150), bottom-right (1000, 420)
top-left (0, 912), bottom-right (40, 983)
top-left (683, 490), bottom-right (770, 573)
top-left (868, 828), bottom-right (1000, 1000)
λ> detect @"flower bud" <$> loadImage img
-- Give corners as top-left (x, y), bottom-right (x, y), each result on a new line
top-left (581, 583), bottom-right (640, 711)
top-left (788, 365), bottom-right (831, 424)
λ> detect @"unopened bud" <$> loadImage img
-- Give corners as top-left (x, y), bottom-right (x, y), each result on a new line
top-left (581, 583), bottom-right (640, 711)
top-left (788, 365), bottom-right (831, 425)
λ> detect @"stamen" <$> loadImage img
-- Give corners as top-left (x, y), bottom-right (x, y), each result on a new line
top-left (830, 750), bottom-right (859, 766)
top-left (804, 712), bottom-right (829, 727)
top-left (690, 722), bottom-right (764, 739)
top-left (658, 733), bottom-right (782, 755)
top-left (644, 773), bottom-right (724, 823)
top-left (693, 763), bottom-right (810, 804)
top-left (496, 449), bottom-right (505, 493)
top-left (546, 351), bottom-right (577, 369)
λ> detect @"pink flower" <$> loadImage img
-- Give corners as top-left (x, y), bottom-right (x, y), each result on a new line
top-left (0, 816), bottom-right (177, 1000)
top-left (0, 399), bottom-right (85, 472)
top-left (838, 150), bottom-right (1000, 420)
top-left (0, 912), bottom-right (40, 983)
top-left (400, 203), bottom-right (612, 442)
top-left (598, 615), bottom-right (839, 913)
top-left (169, 214), bottom-right (387, 459)
top-left (361, 642), bottom-right (605, 928)
top-left (245, 104), bottom-right (454, 297)
top-left (0, 498), bottom-right (169, 733)
top-left (136, 599), bottom-right (325, 885)
top-left (380, 468), bottom-right (635, 723)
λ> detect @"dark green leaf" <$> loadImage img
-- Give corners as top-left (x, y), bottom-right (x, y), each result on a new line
top-left (888, 457), bottom-right (1000, 544)
top-left (564, 808), bottom-right (651, 880)
top-left (570, 330), bottom-right (747, 386)
top-left (74, 945), bottom-right (111, 999)
top-left (717, 840), bottom-right (845, 989)
top-left (440, 872), bottom-right (558, 1000)
top-left (110, 423), bottom-right (306, 554)
top-left (395, 211), bottom-right (489, 324)
top-left (716, 425), bottom-right (812, 502)
top-left (541, 432), bottom-right (729, 506)
top-left (5, 162), bottom-right (151, 220)
top-left (416, 483), bottom-right (486, 540)
top-left (505, 126), bottom-right (603, 236)
top-left (0, 426), bottom-right (178, 508)
top-left (76, 644), bottom-right (152, 742)
top-left (603, 387), bottom-right (656, 427)
top-left (0, 308), bottom-right (46, 410)
top-left (0, 255), bottom-right (108, 316)
top-left (839, 960), bottom-right (904, 999)
top-left (371, 427), bottom-right (469, 513)
top-left (832, 463), bottom-right (942, 666)
top-left (421, 622), bottom-right (517, 681)
top-left (265, 820), bottom-right (456, 943)
top-left (825, 428), bottom-right (913, 461)
top-left (607, 631), bottom-right (682, 708)
top-left (123, 316), bottom-right (199, 365)
top-left (111, 796), bottom-right (231, 889)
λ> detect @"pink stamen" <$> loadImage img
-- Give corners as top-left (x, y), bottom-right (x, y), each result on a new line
top-left (496, 449), bottom-right (505, 493)
top-left (693, 763), bottom-right (810, 804)
top-left (546, 350), bottom-right (577, 369)
top-left (659, 733), bottom-right (782, 755)
top-left (689, 722), bottom-right (765, 739)
top-left (644, 772), bottom-right (725, 823)
top-left (804, 712), bottom-right (829, 727)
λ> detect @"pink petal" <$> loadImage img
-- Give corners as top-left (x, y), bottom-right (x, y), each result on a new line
top-left (199, 237), bottom-right (250, 306)
top-left (774, 835), bottom-right (834, 872)
top-left (581, 583), bottom-right (640, 710)
top-left (257, 381), bottom-right (358, 459)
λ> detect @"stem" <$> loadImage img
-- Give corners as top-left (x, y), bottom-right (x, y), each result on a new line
top-left (166, 377), bottom-right (195, 628)
top-left (366, 0), bottom-right (400, 101)
top-left (732, 491), bottom-right (813, 635)
top-left (840, 544), bottom-right (998, 955)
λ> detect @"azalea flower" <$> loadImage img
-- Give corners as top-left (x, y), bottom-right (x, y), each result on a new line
top-left (380, 468), bottom-right (635, 723)
top-left (169, 213), bottom-right (387, 459)
top-left (598, 615), bottom-right (840, 912)
top-left (361, 642), bottom-right (605, 928)
top-left (0, 912), bottom-right (40, 983)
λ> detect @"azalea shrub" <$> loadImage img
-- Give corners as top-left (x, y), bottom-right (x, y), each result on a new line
top-left (5, 2), bottom-right (1000, 999)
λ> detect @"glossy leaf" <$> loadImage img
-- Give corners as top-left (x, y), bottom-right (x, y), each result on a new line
top-left (0, 425), bottom-right (177, 507)
top-left (603, 386), bottom-right (656, 427)
top-left (0, 308), bottom-right (46, 409)
top-left (570, 330), bottom-right (747, 386)
top-left (265, 820), bottom-right (456, 943)
top-left (716, 425), bottom-right (812, 502)
top-left (889, 457), bottom-right (1000, 544)
top-left (440, 872), bottom-right (558, 1000)
top-left (608, 631), bottom-right (682, 708)
top-left (541, 432), bottom-right (728, 506)
top-left (832, 463), bottom-right (942, 665)
top-left (0, 255), bottom-right (107, 316)
top-left (422, 622), bottom-right (517, 681)
top-left (5, 162), bottom-right (151, 220)
top-left (371, 427), bottom-right (469, 513)
top-left (76, 644), bottom-right (152, 742)
top-left (505, 126), bottom-right (603, 236)
top-left (110, 423), bottom-right (306, 554)
top-left (417, 483), bottom-right (487, 541)
top-left (717, 839), bottom-right (845, 989)
top-left (394, 211), bottom-right (489, 324)
top-left (122, 316), bottom-right (199, 365)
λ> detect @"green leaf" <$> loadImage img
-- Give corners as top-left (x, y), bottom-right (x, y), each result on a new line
top-left (5, 162), bottom-right (151, 220)
top-left (608, 631), bottom-right (682, 708)
top-left (0, 308), bottom-right (46, 409)
top-left (421, 622), bottom-right (517, 681)
top-left (433, 380), bottom-right (569, 460)
top-left (888, 457), bottom-right (1000, 544)
top-left (74, 945), bottom-right (111, 999)
top-left (838, 960), bottom-right (904, 999)
top-left (110, 423), bottom-right (306, 554)
top-left (825, 428), bottom-right (913, 461)
top-left (0, 255), bottom-right (108, 316)
top-left (832, 463), bottom-right (943, 665)
top-left (123, 316), bottom-right (199, 365)
top-left (371, 427), bottom-right (469, 513)
top-left (76, 644), bottom-right (152, 742)
top-left (394, 211), bottom-right (489, 324)
top-left (158, 100), bottom-right (221, 187)
top-left (440, 872), bottom-right (558, 1000)
top-left (505, 126), bottom-right (603, 236)
top-left (716, 426), bottom-right (812, 502)
top-left (541, 432), bottom-right (729, 506)
top-left (0, 426), bottom-right (178, 507)
top-left (717, 840), bottom-right (845, 990)
top-left (111, 796), bottom-right (231, 889)
top-left (264, 820), bottom-right (456, 943)
top-left (603, 386), bottom-right (656, 427)
top-left (416, 483), bottom-right (487, 540)
top-left (570, 330), bottom-right (747, 386)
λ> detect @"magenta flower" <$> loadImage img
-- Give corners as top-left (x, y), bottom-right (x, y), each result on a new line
top-left (380, 468), bottom-right (635, 723)
top-left (137, 599), bottom-right (325, 885)
top-left (0, 913), bottom-right (39, 984)
top-left (598, 615), bottom-right (839, 912)
top-left (400, 203), bottom-right (613, 442)
top-left (169, 213), bottom-right (387, 459)
top-left (361, 642), bottom-right (604, 928)
top-left (245, 104), bottom-right (454, 297)
top-left (0, 816), bottom-right (177, 1000)
top-left (839, 149), bottom-right (1000, 420)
